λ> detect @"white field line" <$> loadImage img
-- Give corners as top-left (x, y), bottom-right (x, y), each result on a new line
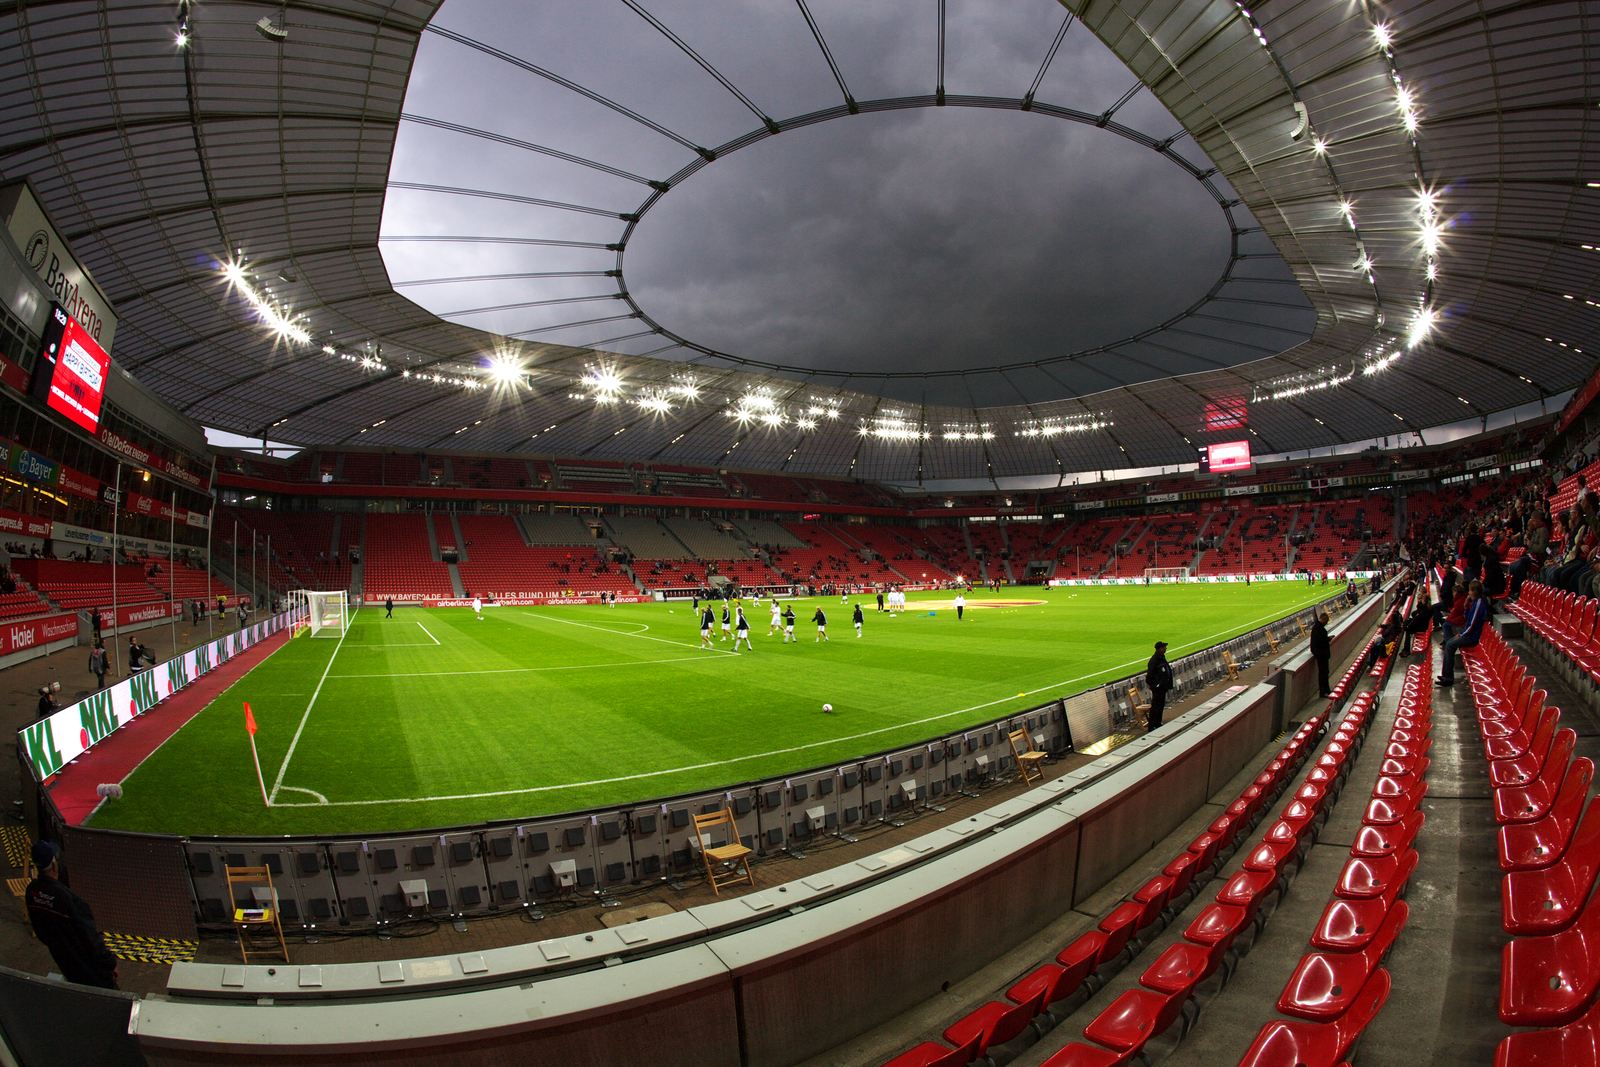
top-left (277, 593), bottom-right (1330, 808)
top-left (276, 784), bottom-right (330, 804)
top-left (330, 653), bottom-right (730, 679)
top-left (268, 614), bottom-right (353, 804)
top-left (415, 621), bottom-right (440, 645)
top-left (520, 610), bottom-right (735, 655)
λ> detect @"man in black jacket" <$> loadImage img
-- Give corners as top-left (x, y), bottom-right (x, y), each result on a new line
top-left (1145, 641), bottom-right (1174, 732)
top-left (1310, 612), bottom-right (1332, 697)
top-left (25, 841), bottom-right (119, 989)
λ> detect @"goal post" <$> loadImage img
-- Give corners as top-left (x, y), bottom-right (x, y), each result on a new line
top-left (1142, 566), bottom-right (1191, 582)
top-left (304, 590), bottom-right (350, 638)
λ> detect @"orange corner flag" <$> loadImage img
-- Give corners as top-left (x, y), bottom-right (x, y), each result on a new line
top-left (244, 702), bottom-right (258, 736)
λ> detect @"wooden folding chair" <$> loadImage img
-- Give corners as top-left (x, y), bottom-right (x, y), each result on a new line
top-left (1222, 650), bottom-right (1241, 681)
top-left (224, 864), bottom-right (290, 962)
top-left (1009, 728), bottom-right (1049, 785)
top-left (1266, 630), bottom-right (1280, 653)
top-left (692, 809), bottom-right (755, 896)
top-left (1127, 686), bottom-right (1152, 730)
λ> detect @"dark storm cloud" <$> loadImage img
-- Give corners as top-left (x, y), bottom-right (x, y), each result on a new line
top-left (381, 1), bottom-right (1309, 407)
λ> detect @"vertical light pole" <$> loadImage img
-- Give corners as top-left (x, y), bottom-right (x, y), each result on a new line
top-left (168, 489), bottom-right (178, 651)
top-left (109, 462), bottom-right (122, 675)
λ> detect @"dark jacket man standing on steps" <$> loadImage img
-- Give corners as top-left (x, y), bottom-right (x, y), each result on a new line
top-left (1145, 641), bottom-right (1174, 732)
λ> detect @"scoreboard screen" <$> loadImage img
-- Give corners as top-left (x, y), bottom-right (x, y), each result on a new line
top-left (1199, 439), bottom-right (1253, 474)
top-left (31, 304), bottom-right (110, 434)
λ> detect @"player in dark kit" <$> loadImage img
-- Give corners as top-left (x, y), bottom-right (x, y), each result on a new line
top-left (812, 607), bottom-right (829, 642)
top-left (700, 605), bottom-right (716, 649)
top-left (852, 602), bottom-right (864, 638)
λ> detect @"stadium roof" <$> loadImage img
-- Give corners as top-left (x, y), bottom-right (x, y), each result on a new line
top-left (1, 0), bottom-right (1594, 483)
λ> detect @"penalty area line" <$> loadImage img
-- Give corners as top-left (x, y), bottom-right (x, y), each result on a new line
top-left (521, 610), bottom-right (735, 655)
top-left (415, 621), bottom-right (440, 645)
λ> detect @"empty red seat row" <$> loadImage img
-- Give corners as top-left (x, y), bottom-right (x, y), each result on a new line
top-left (1468, 628), bottom-right (1600, 1063)
top-left (883, 710), bottom-right (1337, 1067)
top-left (1231, 661), bottom-right (1433, 1065)
top-left (1037, 709), bottom-right (1358, 1066)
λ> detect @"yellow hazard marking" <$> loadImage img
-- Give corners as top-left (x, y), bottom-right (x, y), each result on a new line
top-left (103, 932), bottom-right (197, 964)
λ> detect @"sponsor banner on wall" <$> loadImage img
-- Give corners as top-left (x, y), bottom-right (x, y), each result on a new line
top-left (97, 427), bottom-right (205, 490)
top-left (185, 509), bottom-right (210, 530)
top-left (419, 595), bottom-right (652, 607)
top-left (51, 520), bottom-right (173, 558)
top-left (1145, 492), bottom-right (1180, 504)
top-left (1394, 468), bottom-right (1431, 482)
top-left (17, 607), bottom-right (299, 779)
top-left (1073, 500), bottom-right (1106, 511)
top-left (1465, 454), bottom-right (1500, 470)
top-left (56, 464), bottom-right (100, 501)
top-left (0, 507), bottom-right (52, 538)
top-left (1223, 484), bottom-right (1261, 497)
top-left (0, 612), bottom-right (78, 657)
top-left (7, 444), bottom-right (59, 486)
top-left (1049, 572), bottom-right (1377, 587)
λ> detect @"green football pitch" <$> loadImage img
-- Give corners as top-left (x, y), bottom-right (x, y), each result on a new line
top-left (88, 583), bottom-right (1334, 836)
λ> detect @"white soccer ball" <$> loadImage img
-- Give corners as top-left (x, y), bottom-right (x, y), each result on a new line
top-left (822, 703), bottom-right (833, 713)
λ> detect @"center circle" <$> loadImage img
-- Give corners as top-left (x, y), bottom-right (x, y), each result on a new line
top-left (623, 107), bottom-right (1230, 402)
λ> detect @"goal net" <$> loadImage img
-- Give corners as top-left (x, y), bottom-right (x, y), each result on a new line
top-left (1142, 567), bottom-right (1191, 582)
top-left (304, 590), bottom-right (349, 638)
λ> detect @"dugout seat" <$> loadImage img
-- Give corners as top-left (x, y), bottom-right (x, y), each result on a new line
top-left (693, 808), bottom-right (755, 896)
top-left (1009, 728), bottom-right (1049, 786)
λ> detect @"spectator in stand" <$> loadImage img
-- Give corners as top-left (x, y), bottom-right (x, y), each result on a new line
top-left (1541, 503), bottom-right (1597, 592)
top-left (36, 685), bottom-right (59, 720)
top-left (1436, 579), bottom-right (1488, 687)
top-left (1507, 508), bottom-right (1550, 601)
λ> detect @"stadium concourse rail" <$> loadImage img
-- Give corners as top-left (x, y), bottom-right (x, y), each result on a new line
top-left (0, 585), bottom-right (1399, 1065)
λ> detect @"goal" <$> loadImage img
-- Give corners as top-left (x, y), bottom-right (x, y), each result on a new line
top-left (1142, 567), bottom-right (1191, 582)
top-left (302, 590), bottom-right (349, 638)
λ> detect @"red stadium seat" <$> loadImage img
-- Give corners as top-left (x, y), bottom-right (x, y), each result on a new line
top-left (1502, 801), bottom-right (1600, 935)
top-left (1140, 940), bottom-right (1225, 997)
top-left (942, 989), bottom-right (1045, 1060)
top-left (1490, 715), bottom-right (1561, 788)
top-left (1056, 931), bottom-right (1108, 987)
top-left (1501, 888), bottom-right (1600, 1026)
top-left (1335, 853), bottom-right (1413, 900)
top-left (1279, 902), bottom-right (1408, 1022)
top-left (1083, 988), bottom-right (1190, 1054)
top-left (1311, 851), bottom-right (1417, 951)
top-left (1494, 991), bottom-right (1600, 1067)
top-left (1351, 812), bottom-right (1425, 859)
top-left (1040, 1043), bottom-right (1136, 1066)
top-left (1236, 968), bottom-right (1391, 1067)
top-left (1184, 903), bottom-right (1252, 951)
top-left (1364, 782), bottom-right (1427, 826)
top-left (1499, 760), bottom-right (1596, 872)
top-left (1496, 735), bottom-right (1580, 825)
top-left (880, 1032), bottom-right (982, 1067)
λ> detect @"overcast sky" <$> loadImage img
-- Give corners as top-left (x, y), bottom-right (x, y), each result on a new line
top-left (379, 1), bottom-right (1309, 407)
